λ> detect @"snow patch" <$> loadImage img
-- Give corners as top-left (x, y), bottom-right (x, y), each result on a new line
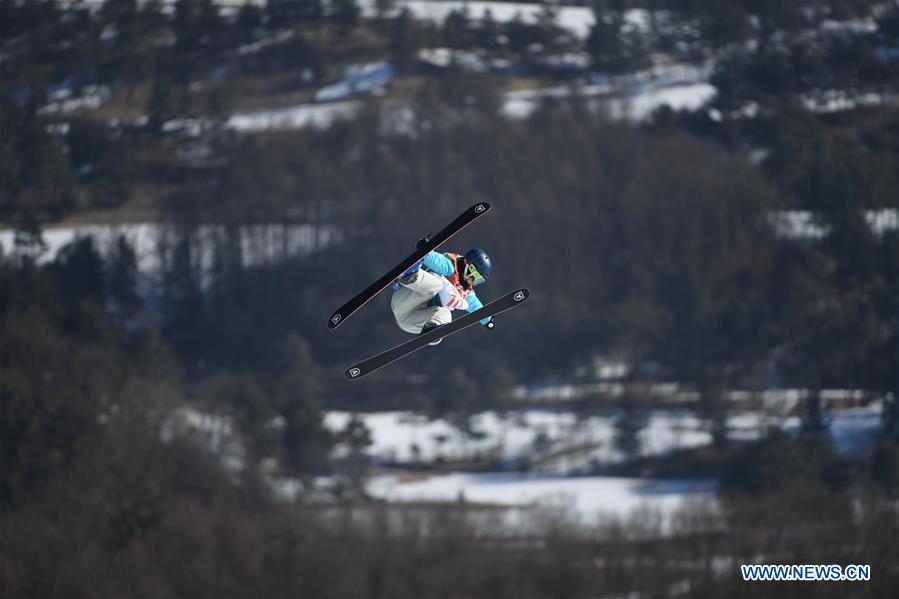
top-left (228, 101), bottom-right (360, 131)
top-left (326, 403), bottom-right (884, 472)
top-left (314, 62), bottom-right (395, 103)
top-left (0, 222), bottom-right (337, 270)
top-left (38, 85), bottom-right (110, 115)
top-left (768, 209), bottom-right (898, 239)
top-left (367, 471), bottom-right (717, 528)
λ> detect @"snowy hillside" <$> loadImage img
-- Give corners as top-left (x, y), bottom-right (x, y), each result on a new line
top-left (325, 404), bottom-right (885, 470)
top-left (0, 223), bottom-right (336, 268)
top-left (367, 472), bottom-right (717, 530)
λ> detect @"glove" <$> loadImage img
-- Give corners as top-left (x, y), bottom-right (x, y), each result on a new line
top-left (416, 235), bottom-right (431, 250)
top-left (485, 319), bottom-right (495, 330)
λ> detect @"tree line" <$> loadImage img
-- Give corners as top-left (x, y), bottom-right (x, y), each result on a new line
top-left (4, 0), bottom-right (897, 219)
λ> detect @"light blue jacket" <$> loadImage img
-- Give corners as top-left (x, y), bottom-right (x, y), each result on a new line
top-left (422, 251), bottom-right (492, 325)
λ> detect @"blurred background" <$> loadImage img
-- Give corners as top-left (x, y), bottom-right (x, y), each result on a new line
top-left (1, 0), bottom-right (898, 597)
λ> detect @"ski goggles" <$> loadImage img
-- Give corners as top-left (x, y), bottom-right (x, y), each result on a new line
top-left (464, 262), bottom-right (486, 285)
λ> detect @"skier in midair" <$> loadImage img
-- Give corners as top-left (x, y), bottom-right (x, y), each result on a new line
top-left (391, 242), bottom-right (494, 345)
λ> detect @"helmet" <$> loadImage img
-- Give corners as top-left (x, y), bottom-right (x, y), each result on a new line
top-left (464, 248), bottom-right (492, 284)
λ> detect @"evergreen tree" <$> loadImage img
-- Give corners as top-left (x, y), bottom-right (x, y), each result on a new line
top-left (374, 0), bottom-right (395, 21)
top-left (799, 392), bottom-right (830, 440)
top-left (869, 441), bottom-right (899, 498)
top-left (159, 229), bottom-right (203, 353)
top-left (442, 8), bottom-right (471, 50)
top-left (722, 430), bottom-right (807, 494)
top-left (272, 334), bottom-right (333, 476)
top-left (505, 11), bottom-right (535, 55)
top-left (332, 0), bottom-right (360, 34)
top-left (282, 396), bottom-right (331, 477)
top-left (436, 368), bottom-right (480, 439)
top-left (49, 236), bottom-right (107, 308)
top-left (483, 365), bottom-right (517, 415)
top-left (66, 120), bottom-right (110, 174)
top-left (266, 0), bottom-right (322, 27)
top-left (586, 8), bottom-right (616, 71)
top-left (474, 8), bottom-right (501, 50)
top-left (233, 1), bottom-right (263, 42)
top-left (206, 84), bottom-right (234, 128)
top-left (202, 372), bottom-right (279, 459)
top-left (882, 394), bottom-right (899, 442)
top-left (107, 235), bottom-right (140, 319)
top-left (700, 382), bottom-right (729, 450)
top-left (0, 0), bottom-right (62, 41)
top-left (173, 0), bottom-right (222, 51)
top-left (613, 395), bottom-right (647, 462)
top-left (10, 212), bottom-right (47, 262)
top-left (877, 4), bottom-right (899, 40)
top-left (11, 111), bottom-right (75, 219)
top-left (19, 119), bottom-right (73, 190)
top-left (139, 0), bottom-right (167, 32)
top-left (535, 0), bottom-right (567, 52)
top-left (100, 0), bottom-right (139, 47)
top-left (338, 414), bottom-right (373, 494)
top-left (695, 0), bottom-right (753, 47)
top-left (390, 7), bottom-right (418, 75)
top-left (147, 77), bottom-right (177, 132)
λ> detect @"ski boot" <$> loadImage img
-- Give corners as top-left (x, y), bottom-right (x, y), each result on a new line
top-left (420, 322), bottom-right (444, 346)
top-left (393, 257), bottom-right (426, 289)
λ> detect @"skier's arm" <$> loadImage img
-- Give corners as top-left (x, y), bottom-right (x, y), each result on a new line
top-left (465, 293), bottom-right (494, 327)
top-left (425, 252), bottom-right (492, 326)
top-left (422, 251), bottom-right (455, 276)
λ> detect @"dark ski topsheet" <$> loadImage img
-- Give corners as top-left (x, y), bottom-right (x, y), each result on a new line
top-left (328, 202), bottom-right (491, 330)
top-left (345, 287), bottom-right (529, 380)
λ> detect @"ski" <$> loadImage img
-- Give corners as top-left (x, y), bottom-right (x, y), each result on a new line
top-left (345, 287), bottom-right (529, 380)
top-left (328, 202), bottom-right (491, 330)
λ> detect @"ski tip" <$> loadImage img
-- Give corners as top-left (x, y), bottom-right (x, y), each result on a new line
top-left (328, 312), bottom-right (344, 329)
top-left (345, 366), bottom-right (364, 380)
top-left (471, 202), bottom-right (491, 214)
top-left (512, 288), bottom-right (530, 302)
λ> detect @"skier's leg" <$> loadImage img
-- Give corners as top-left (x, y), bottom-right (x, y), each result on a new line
top-left (426, 306), bottom-right (452, 327)
top-left (398, 269), bottom-right (443, 295)
top-left (391, 288), bottom-right (451, 334)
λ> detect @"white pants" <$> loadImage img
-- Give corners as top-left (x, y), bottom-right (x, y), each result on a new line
top-left (391, 270), bottom-right (453, 334)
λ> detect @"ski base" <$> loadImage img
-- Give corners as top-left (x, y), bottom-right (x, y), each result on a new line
top-left (345, 287), bottom-right (529, 380)
top-left (328, 202), bottom-right (491, 330)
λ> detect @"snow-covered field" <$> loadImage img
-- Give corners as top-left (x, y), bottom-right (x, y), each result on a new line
top-left (366, 471), bottom-right (717, 530)
top-left (227, 101), bottom-right (361, 131)
top-left (43, 1), bottom-right (893, 138)
top-left (37, 84), bottom-right (110, 116)
top-left (503, 80), bottom-right (716, 121)
top-left (224, 57), bottom-right (719, 132)
top-left (318, 403), bottom-right (881, 528)
top-left (325, 403), bottom-right (884, 471)
top-left (168, 401), bottom-right (882, 531)
top-left (362, 1), bottom-right (648, 40)
top-left (224, 83), bottom-right (716, 133)
top-left (314, 62), bottom-right (395, 102)
top-left (388, 1), bottom-right (594, 38)
top-left (0, 222), bottom-right (336, 268)
top-left (53, 0), bottom-right (892, 127)
top-left (769, 209), bottom-right (899, 239)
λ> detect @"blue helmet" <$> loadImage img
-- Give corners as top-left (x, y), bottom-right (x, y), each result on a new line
top-left (464, 248), bottom-right (492, 284)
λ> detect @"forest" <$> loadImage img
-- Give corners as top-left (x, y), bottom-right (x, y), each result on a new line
top-left (1, 0), bottom-right (898, 597)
